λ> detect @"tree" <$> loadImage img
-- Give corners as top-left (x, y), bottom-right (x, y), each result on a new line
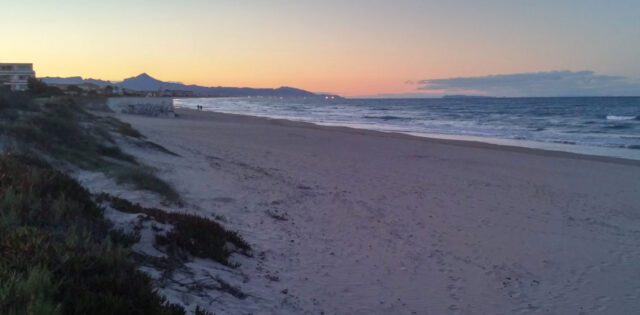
top-left (27, 78), bottom-right (63, 97)
top-left (66, 85), bottom-right (83, 93)
top-left (27, 77), bottom-right (48, 95)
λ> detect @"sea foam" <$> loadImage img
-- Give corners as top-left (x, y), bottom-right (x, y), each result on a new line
top-left (606, 115), bottom-right (637, 121)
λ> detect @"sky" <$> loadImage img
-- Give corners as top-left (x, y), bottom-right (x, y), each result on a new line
top-left (2, 0), bottom-right (639, 97)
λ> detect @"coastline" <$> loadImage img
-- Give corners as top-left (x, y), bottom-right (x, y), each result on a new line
top-left (174, 97), bottom-right (640, 162)
top-left (176, 107), bottom-right (640, 166)
top-left (112, 107), bottom-right (640, 313)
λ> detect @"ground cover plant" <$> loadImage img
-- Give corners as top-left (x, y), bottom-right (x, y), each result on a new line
top-left (0, 87), bottom-right (249, 313)
top-left (97, 193), bottom-right (251, 267)
top-left (0, 153), bottom-right (186, 315)
top-left (0, 88), bottom-right (180, 204)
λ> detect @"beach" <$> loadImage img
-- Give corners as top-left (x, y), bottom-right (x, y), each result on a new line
top-left (113, 108), bottom-right (640, 314)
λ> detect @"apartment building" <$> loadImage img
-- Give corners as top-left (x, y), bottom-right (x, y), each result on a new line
top-left (0, 63), bottom-right (36, 91)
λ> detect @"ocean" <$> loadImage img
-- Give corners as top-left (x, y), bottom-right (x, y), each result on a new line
top-left (174, 97), bottom-right (640, 160)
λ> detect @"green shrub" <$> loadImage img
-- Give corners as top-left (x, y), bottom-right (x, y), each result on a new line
top-left (97, 194), bottom-right (251, 266)
top-left (0, 266), bottom-right (62, 315)
top-left (195, 306), bottom-right (215, 315)
top-left (118, 122), bottom-right (143, 138)
top-left (0, 89), bottom-right (38, 111)
top-left (0, 92), bottom-right (181, 203)
top-left (112, 167), bottom-right (181, 204)
top-left (0, 153), bottom-right (186, 315)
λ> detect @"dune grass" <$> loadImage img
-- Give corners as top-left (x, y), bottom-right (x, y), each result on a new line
top-left (97, 193), bottom-right (251, 267)
top-left (0, 153), bottom-right (186, 315)
top-left (0, 90), bottom-right (181, 204)
top-left (0, 87), bottom-right (248, 313)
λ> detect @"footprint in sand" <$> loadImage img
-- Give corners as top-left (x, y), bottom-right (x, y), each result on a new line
top-left (448, 304), bottom-right (462, 314)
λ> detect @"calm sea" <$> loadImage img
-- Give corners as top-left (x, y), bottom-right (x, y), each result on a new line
top-left (175, 97), bottom-right (640, 160)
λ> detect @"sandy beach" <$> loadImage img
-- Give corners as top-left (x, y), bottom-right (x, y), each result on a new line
top-left (107, 108), bottom-right (640, 314)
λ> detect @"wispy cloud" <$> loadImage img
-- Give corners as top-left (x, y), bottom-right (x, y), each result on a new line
top-left (417, 71), bottom-right (640, 97)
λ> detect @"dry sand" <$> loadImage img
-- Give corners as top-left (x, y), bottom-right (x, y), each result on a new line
top-left (105, 108), bottom-right (640, 314)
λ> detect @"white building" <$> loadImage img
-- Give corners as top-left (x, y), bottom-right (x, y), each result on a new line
top-left (0, 63), bottom-right (36, 91)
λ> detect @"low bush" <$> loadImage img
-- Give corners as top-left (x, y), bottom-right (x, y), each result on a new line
top-left (0, 91), bottom-right (181, 204)
top-left (98, 116), bottom-right (143, 138)
top-left (26, 78), bottom-right (63, 97)
top-left (137, 140), bottom-right (180, 157)
top-left (0, 153), bottom-right (186, 315)
top-left (118, 122), bottom-right (143, 138)
top-left (113, 167), bottom-right (181, 205)
top-left (97, 193), bottom-right (251, 266)
top-left (0, 89), bottom-right (38, 111)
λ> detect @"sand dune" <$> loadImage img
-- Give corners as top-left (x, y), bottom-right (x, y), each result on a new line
top-left (107, 108), bottom-right (640, 314)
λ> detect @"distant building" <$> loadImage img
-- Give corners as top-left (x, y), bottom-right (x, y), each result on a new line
top-left (0, 63), bottom-right (36, 91)
top-left (160, 89), bottom-right (195, 97)
top-left (49, 82), bottom-right (100, 95)
top-left (47, 82), bottom-right (124, 96)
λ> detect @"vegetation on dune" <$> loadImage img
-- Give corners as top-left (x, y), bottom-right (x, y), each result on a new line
top-left (26, 77), bottom-right (64, 97)
top-left (0, 87), bottom-right (248, 313)
top-left (0, 153), bottom-right (185, 315)
top-left (97, 193), bottom-right (251, 267)
top-left (113, 167), bottom-right (182, 203)
top-left (97, 115), bottom-right (144, 139)
top-left (194, 307), bottom-right (215, 315)
top-left (117, 121), bottom-right (144, 138)
top-left (0, 88), bottom-right (181, 204)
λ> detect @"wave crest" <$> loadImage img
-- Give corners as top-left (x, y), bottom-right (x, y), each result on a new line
top-left (363, 115), bottom-right (412, 121)
top-left (606, 115), bottom-right (637, 121)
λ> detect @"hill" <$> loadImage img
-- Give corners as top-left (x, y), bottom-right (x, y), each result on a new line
top-left (42, 73), bottom-right (326, 97)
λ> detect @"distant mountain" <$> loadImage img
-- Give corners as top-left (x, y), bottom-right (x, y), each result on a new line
top-left (119, 73), bottom-right (320, 97)
top-left (42, 73), bottom-right (329, 98)
top-left (117, 73), bottom-right (164, 90)
top-left (42, 76), bottom-right (113, 87)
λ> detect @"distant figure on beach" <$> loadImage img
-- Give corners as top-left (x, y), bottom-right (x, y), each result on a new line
top-left (196, 105), bottom-right (202, 111)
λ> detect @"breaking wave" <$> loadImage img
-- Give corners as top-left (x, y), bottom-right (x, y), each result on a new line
top-left (363, 115), bottom-right (412, 121)
top-left (606, 115), bottom-right (637, 121)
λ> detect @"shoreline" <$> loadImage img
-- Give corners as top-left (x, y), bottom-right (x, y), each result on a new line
top-left (173, 96), bottom-right (640, 162)
top-left (176, 107), bottom-right (640, 166)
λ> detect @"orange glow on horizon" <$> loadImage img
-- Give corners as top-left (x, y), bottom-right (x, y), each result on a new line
top-left (2, 1), bottom-right (637, 97)
top-left (17, 51), bottom-right (495, 97)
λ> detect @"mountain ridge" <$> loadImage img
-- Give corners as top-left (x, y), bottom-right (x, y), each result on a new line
top-left (42, 73), bottom-right (334, 97)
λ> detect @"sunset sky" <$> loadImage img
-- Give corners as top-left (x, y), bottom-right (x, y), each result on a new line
top-left (2, 0), bottom-right (639, 97)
